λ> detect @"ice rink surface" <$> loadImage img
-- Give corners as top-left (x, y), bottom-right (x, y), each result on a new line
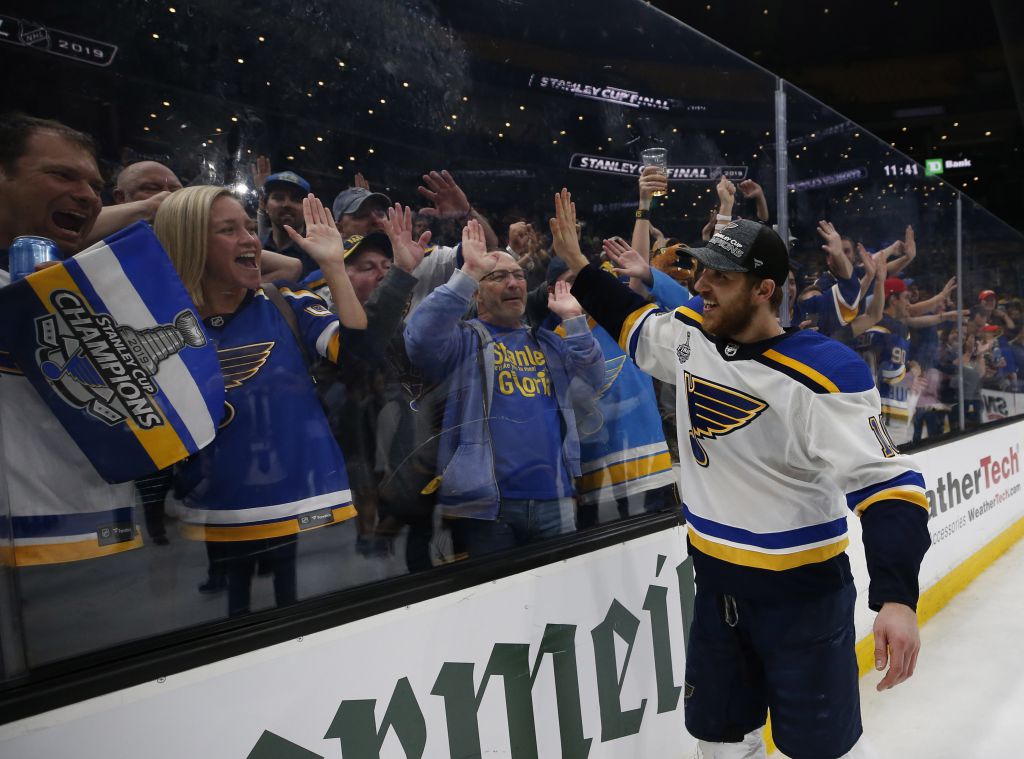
top-left (827, 536), bottom-right (1024, 758)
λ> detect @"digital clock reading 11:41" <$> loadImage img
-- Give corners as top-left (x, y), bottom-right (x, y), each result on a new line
top-left (882, 163), bottom-right (920, 177)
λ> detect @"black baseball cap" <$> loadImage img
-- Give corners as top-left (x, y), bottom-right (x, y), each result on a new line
top-left (687, 219), bottom-right (789, 286)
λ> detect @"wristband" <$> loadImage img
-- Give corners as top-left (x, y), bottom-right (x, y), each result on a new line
top-left (635, 208), bottom-right (650, 220)
top-left (716, 214), bottom-right (732, 221)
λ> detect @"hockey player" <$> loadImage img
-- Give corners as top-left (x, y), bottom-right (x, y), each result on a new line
top-left (549, 189), bottom-right (930, 759)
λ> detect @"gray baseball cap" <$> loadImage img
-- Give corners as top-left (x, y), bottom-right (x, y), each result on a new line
top-left (687, 219), bottom-right (789, 286)
top-left (331, 187), bottom-right (392, 221)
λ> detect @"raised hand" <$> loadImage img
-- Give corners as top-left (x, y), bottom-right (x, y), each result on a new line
top-left (460, 219), bottom-right (501, 280)
top-left (549, 188), bottom-right (587, 271)
top-left (547, 279), bottom-right (583, 320)
top-left (603, 237), bottom-right (652, 283)
top-left (701, 208), bottom-right (718, 242)
top-left (382, 203), bottom-right (430, 274)
top-left (284, 193), bottom-right (343, 265)
top-left (903, 225), bottom-right (917, 261)
top-left (417, 169), bottom-right (471, 219)
top-left (252, 155), bottom-right (271, 191)
top-left (737, 179), bottom-right (764, 200)
top-left (817, 220), bottom-right (852, 279)
top-left (354, 172), bottom-right (370, 190)
top-left (857, 242), bottom-right (877, 284)
top-left (639, 165), bottom-right (668, 205)
top-left (939, 276), bottom-right (956, 303)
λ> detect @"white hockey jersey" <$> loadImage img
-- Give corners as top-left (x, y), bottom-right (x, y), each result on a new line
top-left (616, 297), bottom-right (928, 573)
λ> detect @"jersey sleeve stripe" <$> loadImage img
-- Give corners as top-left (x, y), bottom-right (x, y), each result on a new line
top-left (178, 504), bottom-right (357, 541)
top-left (757, 349), bottom-right (840, 394)
top-left (617, 303), bottom-right (659, 355)
top-left (684, 503), bottom-right (848, 549)
top-left (688, 527), bottom-right (850, 570)
top-left (846, 470), bottom-right (926, 508)
top-left (854, 488), bottom-right (930, 515)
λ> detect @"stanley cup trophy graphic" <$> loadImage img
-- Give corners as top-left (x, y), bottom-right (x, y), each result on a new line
top-left (35, 295), bottom-right (209, 428)
top-left (118, 310), bottom-right (208, 376)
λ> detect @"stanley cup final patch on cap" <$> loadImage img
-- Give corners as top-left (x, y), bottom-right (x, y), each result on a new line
top-left (0, 221), bottom-right (225, 483)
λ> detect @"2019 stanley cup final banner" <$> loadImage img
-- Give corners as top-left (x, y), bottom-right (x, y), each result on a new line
top-left (0, 222), bottom-right (224, 483)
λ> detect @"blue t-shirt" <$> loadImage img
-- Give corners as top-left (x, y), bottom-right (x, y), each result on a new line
top-left (484, 322), bottom-right (573, 500)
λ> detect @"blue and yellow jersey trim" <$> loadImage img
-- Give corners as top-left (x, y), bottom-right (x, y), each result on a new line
top-left (179, 504), bottom-right (357, 541)
top-left (831, 286), bottom-right (860, 325)
top-left (683, 504), bottom-right (850, 570)
top-left (755, 331), bottom-right (874, 395)
top-left (846, 471), bottom-right (929, 515)
top-left (577, 448), bottom-right (674, 496)
top-left (673, 304), bottom-right (704, 329)
top-left (617, 303), bottom-right (658, 355)
top-left (9, 533), bottom-right (143, 566)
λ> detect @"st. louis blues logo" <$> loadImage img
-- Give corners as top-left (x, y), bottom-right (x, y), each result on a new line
top-left (34, 290), bottom-right (207, 428)
top-left (685, 371), bottom-right (767, 467)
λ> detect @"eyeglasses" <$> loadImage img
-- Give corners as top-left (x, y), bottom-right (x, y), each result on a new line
top-left (481, 270), bottom-right (527, 284)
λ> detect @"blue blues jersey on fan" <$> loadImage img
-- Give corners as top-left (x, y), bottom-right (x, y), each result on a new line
top-left (172, 286), bottom-right (355, 540)
top-left (552, 315), bottom-right (674, 505)
top-left (859, 314), bottom-right (911, 425)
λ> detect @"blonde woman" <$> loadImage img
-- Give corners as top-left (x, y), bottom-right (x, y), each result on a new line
top-left (153, 186), bottom-right (365, 616)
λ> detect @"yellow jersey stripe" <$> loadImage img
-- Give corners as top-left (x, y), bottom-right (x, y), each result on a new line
top-left (617, 303), bottom-right (658, 353)
top-left (675, 305), bottom-right (704, 325)
top-left (688, 527), bottom-right (850, 570)
top-left (9, 534), bottom-right (143, 567)
top-left (577, 452), bottom-right (673, 493)
top-left (26, 266), bottom-right (190, 469)
top-left (179, 504), bottom-right (357, 541)
top-left (761, 349), bottom-right (840, 393)
top-left (855, 488), bottom-right (930, 515)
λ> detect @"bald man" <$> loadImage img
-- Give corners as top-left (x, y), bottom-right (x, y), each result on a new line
top-left (113, 160), bottom-right (182, 203)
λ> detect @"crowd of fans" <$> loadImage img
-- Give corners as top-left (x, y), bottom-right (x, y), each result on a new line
top-left (1, 110), bottom-right (1019, 622)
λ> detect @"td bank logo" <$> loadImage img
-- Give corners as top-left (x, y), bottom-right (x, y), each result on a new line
top-left (925, 158), bottom-right (945, 176)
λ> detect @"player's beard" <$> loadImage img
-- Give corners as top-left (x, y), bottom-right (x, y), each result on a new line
top-left (704, 292), bottom-right (759, 340)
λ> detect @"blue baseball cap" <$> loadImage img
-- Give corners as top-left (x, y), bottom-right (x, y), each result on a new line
top-left (263, 171), bottom-right (311, 196)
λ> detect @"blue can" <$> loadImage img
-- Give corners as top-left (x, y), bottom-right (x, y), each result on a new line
top-left (9, 236), bottom-right (60, 282)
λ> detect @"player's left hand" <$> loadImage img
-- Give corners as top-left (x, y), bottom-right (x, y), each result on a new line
top-left (872, 602), bottom-right (920, 691)
top-left (284, 193), bottom-right (343, 265)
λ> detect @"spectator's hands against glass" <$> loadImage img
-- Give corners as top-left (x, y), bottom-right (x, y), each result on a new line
top-left (383, 203), bottom-right (430, 274)
top-left (547, 280), bottom-right (583, 320)
top-left (873, 602), bottom-right (920, 691)
top-left (354, 172), bottom-right (370, 190)
top-left (417, 170), bottom-right (471, 219)
top-left (817, 220), bottom-right (852, 279)
top-left (549, 188), bottom-right (588, 271)
top-left (460, 219), bottom-right (499, 280)
top-left (252, 155), bottom-right (271, 191)
top-left (284, 193), bottom-right (344, 266)
top-left (639, 166), bottom-right (668, 205)
top-left (603, 237), bottom-right (651, 283)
